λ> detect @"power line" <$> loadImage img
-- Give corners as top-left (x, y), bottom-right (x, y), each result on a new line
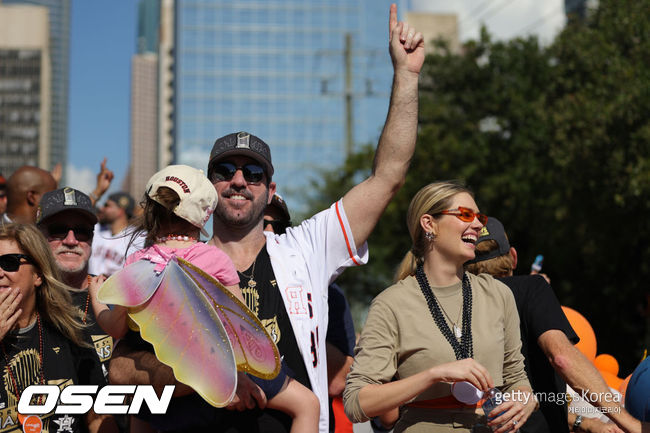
top-left (459, 0), bottom-right (495, 25)
top-left (509, 4), bottom-right (565, 38)
top-left (463, 0), bottom-right (519, 34)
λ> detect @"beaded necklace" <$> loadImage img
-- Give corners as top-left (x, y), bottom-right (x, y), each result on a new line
top-left (83, 275), bottom-right (92, 324)
top-left (155, 234), bottom-right (198, 243)
top-left (415, 265), bottom-right (474, 360)
top-left (1, 313), bottom-right (45, 411)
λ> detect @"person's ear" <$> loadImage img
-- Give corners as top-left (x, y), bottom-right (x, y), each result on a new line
top-left (26, 190), bottom-right (39, 206)
top-left (420, 214), bottom-right (438, 237)
top-left (509, 247), bottom-right (518, 271)
top-left (267, 182), bottom-right (277, 204)
top-left (33, 272), bottom-right (43, 288)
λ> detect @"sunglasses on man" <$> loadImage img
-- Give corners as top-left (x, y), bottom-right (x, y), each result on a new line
top-left (209, 162), bottom-right (266, 185)
top-left (0, 254), bottom-right (33, 272)
top-left (45, 224), bottom-right (94, 242)
top-left (436, 206), bottom-right (488, 226)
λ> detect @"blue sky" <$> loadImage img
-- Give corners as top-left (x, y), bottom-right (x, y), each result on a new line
top-left (67, 0), bottom-right (137, 197)
top-left (65, 0), bottom-right (564, 199)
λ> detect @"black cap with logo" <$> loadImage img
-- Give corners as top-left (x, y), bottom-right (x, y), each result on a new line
top-left (209, 131), bottom-right (274, 178)
top-left (37, 187), bottom-right (98, 225)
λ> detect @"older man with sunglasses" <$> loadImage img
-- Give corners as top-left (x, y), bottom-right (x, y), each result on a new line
top-left (36, 188), bottom-right (114, 373)
top-left (110, 4), bottom-right (424, 433)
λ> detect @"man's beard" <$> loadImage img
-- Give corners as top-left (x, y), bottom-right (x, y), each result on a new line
top-left (214, 188), bottom-right (268, 229)
top-left (53, 245), bottom-right (89, 283)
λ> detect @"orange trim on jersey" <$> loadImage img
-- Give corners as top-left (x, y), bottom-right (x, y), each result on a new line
top-left (335, 201), bottom-right (361, 266)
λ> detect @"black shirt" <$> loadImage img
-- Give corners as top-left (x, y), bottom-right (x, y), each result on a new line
top-left (215, 246), bottom-right (310, 432)
top-left (0, 319), bottom-right (105, 433)
top-left (131, 246), bottom-right (311, 433)
top-left (70, 289), bottom-right (114, 378)
top-left (499, 275), bottom-right (579, 433)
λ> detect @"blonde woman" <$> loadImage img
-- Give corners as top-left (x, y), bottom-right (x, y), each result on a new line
top-left (0, 223), bottom-right (107, 433)
top-left (344, 182), bottom-right (537, 433)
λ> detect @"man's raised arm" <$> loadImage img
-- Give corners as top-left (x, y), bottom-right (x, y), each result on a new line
top-left (342, 3), bottom-right (424, 246)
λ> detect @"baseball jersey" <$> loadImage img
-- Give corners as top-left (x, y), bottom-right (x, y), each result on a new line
top-left (265, 199), bottom-right (368, 433)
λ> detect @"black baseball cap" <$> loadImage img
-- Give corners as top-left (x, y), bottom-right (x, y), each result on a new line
top-left (36, 187), bottom-right (98, 225)
top-left (107, 192), bottom-right (136, 218)
top-left (268, 193), bottom-right (291, 224)
top-left (209, 131), bottom-right (274, 177)
top-left (465, 216), bottom-right (511, 264)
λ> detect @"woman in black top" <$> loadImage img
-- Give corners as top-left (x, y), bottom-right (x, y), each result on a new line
top-left (0, 223), bottom-right (105, 433)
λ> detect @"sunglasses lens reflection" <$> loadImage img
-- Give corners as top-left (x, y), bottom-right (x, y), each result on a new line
top-left (211, 162), bottom-right (264, 184)
top-left (459, 209), bottom-right (474, 222)
top-left (242, 165), bottom-right (264, 183)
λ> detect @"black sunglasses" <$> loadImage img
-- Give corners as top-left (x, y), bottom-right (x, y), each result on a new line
top-left (46, 224), bottom-right (94, 242)
top-left (209, 162), bottom-right (265, 185)
top-left (264, 219), bottom-right (290, 234)
top-left (0, 254), bottom-right (33, 272)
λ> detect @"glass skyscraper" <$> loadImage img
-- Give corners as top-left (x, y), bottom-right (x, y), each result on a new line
top-left (172, 0), bottom-right (395, 210)
top-left (4, 0), bottom-right (70, 176)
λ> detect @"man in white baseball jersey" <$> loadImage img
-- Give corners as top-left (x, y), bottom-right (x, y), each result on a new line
top-left (109, 5), bottom-right (424, 432)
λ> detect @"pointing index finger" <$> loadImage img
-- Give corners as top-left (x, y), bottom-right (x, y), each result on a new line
top-left (389, 3), bottom-right (397, 39)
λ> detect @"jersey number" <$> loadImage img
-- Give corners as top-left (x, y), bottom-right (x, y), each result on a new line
top-left (310, 326), bottom-right (319, 367)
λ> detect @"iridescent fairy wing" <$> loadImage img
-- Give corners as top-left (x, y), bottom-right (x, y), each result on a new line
top-left (176, 257), bottom-right (281, 380)
top-left (97, 260), bottom-right (163, 307)
top-left (123, 260), bottom-right (237, 407)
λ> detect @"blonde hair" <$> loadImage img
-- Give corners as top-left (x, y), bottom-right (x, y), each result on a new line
top-left (394, 181), bottom-right (473, 282)
top-left (0, 223), bottom-right (87, 347)
top-left (464, 239), bottom-right (513, 277)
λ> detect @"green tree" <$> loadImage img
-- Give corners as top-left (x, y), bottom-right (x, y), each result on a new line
top-left (307, 0), bottom-right (650, 373)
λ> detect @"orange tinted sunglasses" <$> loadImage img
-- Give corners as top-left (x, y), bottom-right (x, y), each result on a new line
top-left (438, 206), bottom-right (488, 225)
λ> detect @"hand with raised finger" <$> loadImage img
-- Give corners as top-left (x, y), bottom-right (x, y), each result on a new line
top-left (94, 157), bottom-right (114, 200)
top-left (50, 163), bottom-right (63, 186)
top-left (388, 3), bottom-right (425, 75)
top-left (0, 287), bottom-right (22, 341)
top-left (430, 358), bottom-right (494, 392)
top-left (226, 372), bottom-right (267, 411)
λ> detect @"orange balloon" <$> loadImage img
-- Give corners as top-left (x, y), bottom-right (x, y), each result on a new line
top-left (594, 353), bottom-right (619, 376)
top-left (618, 374), bottom-right (632, 398)
top-left (600, 371), bottom-right (624, 389)
top-left (562, 306), bottom-right (597, 361)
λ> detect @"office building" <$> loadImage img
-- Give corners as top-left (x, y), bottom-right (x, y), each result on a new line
top-left (3, 0), bottom-right (70, 177)
top-left (127, 0), bottom-right (161, 198)
top-left (170, 0), bottom-right (395, 210)
top-left (0, 4), bottom-right (51, 175)
top-left (406, 12), bottom-right (460, 55)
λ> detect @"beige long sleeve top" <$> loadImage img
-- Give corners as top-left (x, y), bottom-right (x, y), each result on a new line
top-left (343, 272), bottom-right (530, 431)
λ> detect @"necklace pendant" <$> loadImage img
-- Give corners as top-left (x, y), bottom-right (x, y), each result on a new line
top-left (454, 325), bottom-right (462, 339)
top-left (247, 279), bottom-right (257, 289)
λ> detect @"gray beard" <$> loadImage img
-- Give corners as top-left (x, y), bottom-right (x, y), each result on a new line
top-left (58, 263), bottom-right (89, 288)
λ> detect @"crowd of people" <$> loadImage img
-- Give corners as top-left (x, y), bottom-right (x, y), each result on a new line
top-left (0, 4), bottom-right (647, 433)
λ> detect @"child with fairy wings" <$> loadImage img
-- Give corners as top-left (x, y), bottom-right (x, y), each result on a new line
top-left (89, 165), bottom-right (319, 433)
